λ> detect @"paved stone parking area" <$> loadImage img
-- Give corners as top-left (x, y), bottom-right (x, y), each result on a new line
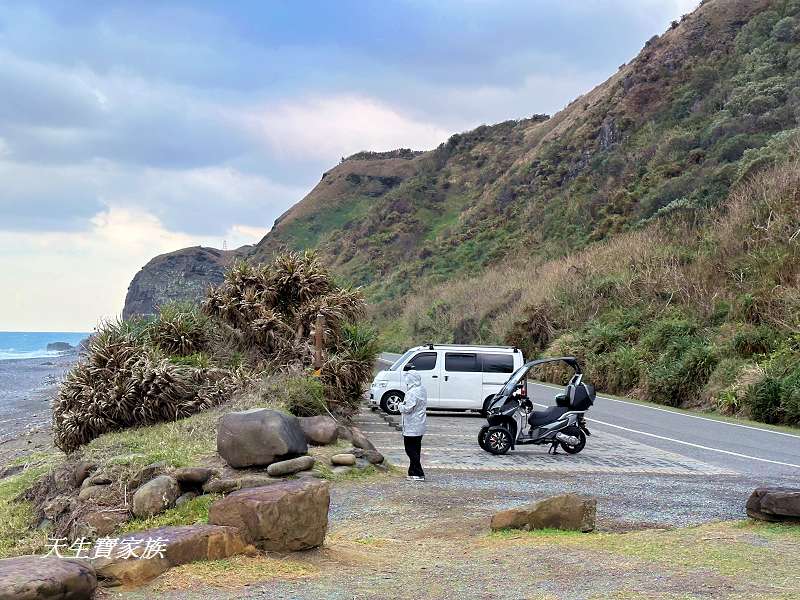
top-left (353, 407), bottom-right (737, 476)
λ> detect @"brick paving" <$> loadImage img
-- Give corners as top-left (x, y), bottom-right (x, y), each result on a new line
top-left (353, 407), bottom-right (737, 476)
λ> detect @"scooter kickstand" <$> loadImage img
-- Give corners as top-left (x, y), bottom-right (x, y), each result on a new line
top-left (548, 441), bottom-right (559, 455)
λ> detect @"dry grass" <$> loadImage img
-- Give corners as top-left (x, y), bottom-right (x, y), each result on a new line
top-left (152, 555), bottom-right (316, 591)
top-left (397, 159), bottom-right (800, 352)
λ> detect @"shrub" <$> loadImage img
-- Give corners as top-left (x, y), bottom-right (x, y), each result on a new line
top-left (702, 357), bottom-right (748, 412)
top-left (731, 325), bottom-right (779, 357)
top-left (645, 339), bottom-right (718, 407)
top-left (282, 376), bottom-right (327, 417)
top-left (745, 376), bottom-right (784, 424)
top-left (53, 324), bottom-right (231, 453)
top-left (149, 303), bottom-right (209, 356)
top-left (595, 347), bottom-right (643, 395)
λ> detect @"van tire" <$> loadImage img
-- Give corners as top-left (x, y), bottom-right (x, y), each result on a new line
top-left (380, 391), bottom-right (404, 415)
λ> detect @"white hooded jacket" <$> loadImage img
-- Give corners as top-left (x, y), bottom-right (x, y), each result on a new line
top-left (399, 371), bottom-right (427, 436)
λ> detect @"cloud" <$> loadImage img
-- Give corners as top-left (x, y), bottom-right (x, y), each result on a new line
top-left (253, 95), bottom-right (452, 160)
top-left (0, 206), bottom-right (265, 331)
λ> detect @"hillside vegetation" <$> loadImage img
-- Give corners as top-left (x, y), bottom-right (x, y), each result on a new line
top-left (125, 0), bottom-right (800, 424)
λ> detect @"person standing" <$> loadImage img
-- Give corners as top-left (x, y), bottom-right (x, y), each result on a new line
top-left (399, 370), bottom-right (427, 481)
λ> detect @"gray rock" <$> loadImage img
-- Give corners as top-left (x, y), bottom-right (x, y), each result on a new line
top-left (747, 487), bottom-right (800, 522)
top-left (267, 456), bottom-right (315, 477)
top-left (71, 510), bottom-right (129, 539)
top-left (127, 461), bottom-right (167, 491)
top-left (331, 453), bottom-right (356, 466)
top-left (175, 492), bottom-right (198, 507)
top-left (331, 466), bottom-right (352, 476)
top-left (73, 461), bottom-right (97, 486)
top-left (354, 458), bottom-right (371, 470)
top-left (0, 556), bottom-right (97, 599)
top-left (217, 408), bottom-right (308, 468)
top-left (77, 485), bottom-right (117, 505)
top-left (172, 467), bottom-right (217, 487)
top-left (208, 480), bottom-right (330, 551)
top-left (132, 475), bottom-right (180, 518)
top-left (491, 493), bottom-right (596, 532)
top-left (202, 474), bottom-right (280, 495)
top-left (348, 426), bottom-right (377, 452)
top-left (298, 415), bottom-right (339, 445)
top-left (364, 450), bottom-right (385, 465)
top-left (46, 341), bottom-right (74, 352)
top-left (296, 470), bottom-right (323, 479)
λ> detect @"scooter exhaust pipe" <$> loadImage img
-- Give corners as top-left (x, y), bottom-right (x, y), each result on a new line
top-left (555, 432), bottom-right (579, 446)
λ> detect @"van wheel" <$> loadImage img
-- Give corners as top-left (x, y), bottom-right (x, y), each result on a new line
top-left (380, 391), bottom-right (404, 415)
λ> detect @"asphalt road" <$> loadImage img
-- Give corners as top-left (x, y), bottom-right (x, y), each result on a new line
top-left (378, 352), bottom-right (800, 481)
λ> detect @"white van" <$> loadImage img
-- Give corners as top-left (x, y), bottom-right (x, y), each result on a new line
top-left (369, 344), bottom-right (525, 415)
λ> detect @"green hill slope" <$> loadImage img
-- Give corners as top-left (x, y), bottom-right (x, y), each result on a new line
top-left (124, 0), bottom-right (800, 423)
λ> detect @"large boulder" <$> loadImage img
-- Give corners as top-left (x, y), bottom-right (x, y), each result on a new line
top-left (338, 425), bottom-right (377, 452)
top-left (298, 416), bottom-right (339, 445)
top-left (208, 480), bottom-right (329, 551)
top-left (746, 487), bottom-right (800, 522)
top-left (132, 475), bottom-right (180, 518)
top-left (267, 456), bottom-right (315, 477)
top-left (91, 525), bottom-right (252, 588)
top-left (491, 494), bottom-right (596, 533)
top-left (0, 556), bottom-right (97, 599)
top-left (217, 409), bottom-right (308, 468)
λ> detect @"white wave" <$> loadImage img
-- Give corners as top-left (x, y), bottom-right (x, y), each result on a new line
top-left (0, 350), bottom-right (66, 361)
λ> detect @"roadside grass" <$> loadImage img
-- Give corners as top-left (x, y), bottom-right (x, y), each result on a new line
top-left (151, 554), bottom-right (316, 591)
top-left (483, 521), bottom-right (800, 586)
top-left (117, 494), bottom-right (220, 534)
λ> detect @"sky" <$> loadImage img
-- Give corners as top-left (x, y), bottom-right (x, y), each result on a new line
top-left (0, 0), bottom-right (699, 331)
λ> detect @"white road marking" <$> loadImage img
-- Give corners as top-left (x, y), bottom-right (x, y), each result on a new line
top-left (531, 401), bottom-right (800, 469)
top-left (532, 382), bottom-right (800, 440)
top-left (590, 417), bottom-right (800, 470)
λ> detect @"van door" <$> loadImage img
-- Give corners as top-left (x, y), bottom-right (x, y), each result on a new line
top-left (441, 352), bottom-right (483, 409)
top-left (481, 353), bottom-right (516, 401)
top-left (402, 351), bottom-right (440, 404)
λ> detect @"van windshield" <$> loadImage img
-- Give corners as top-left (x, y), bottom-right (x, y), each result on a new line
top-left (388, 350), bottom-right (415, 371)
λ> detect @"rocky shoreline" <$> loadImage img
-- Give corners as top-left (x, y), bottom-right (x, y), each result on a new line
top-left (0, 353), bottom-right (76, 467)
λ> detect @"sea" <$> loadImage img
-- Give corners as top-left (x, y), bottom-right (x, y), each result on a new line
top-left (0, 331), bottom-right (89, 361)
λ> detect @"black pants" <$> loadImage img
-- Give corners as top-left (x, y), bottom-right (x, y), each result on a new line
top-left (403, 435), bottom-right (424, 477)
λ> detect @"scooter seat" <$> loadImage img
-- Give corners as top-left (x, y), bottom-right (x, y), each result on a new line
top-left (527, 405), bottom-right (569, 427)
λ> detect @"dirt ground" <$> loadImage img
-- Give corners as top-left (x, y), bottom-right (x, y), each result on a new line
top-left (114, 472), bottom-right (800, 600)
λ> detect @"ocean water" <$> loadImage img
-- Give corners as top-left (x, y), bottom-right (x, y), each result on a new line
top-left (0, 331), bottom-right (89, 361)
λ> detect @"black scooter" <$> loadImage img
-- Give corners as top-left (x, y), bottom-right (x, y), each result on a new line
top-left (478, 357), bottom-right (594, 455)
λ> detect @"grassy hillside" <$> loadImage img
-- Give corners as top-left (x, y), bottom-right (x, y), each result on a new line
top-left (126, 0), bottom-right (800, 424)
top-left (251, 0), bottom-right (798, 305)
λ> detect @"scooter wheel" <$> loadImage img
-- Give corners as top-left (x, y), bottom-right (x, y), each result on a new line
top-left (560, 428), bottom-right (586, 454)
top-left (485, 426), bottom-right (513, 455)
top-left (478, 426), bottom-right (490, 451)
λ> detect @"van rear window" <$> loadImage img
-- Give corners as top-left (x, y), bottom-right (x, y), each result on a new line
top-left (482, 353), bottom-right (514, 373)
top-left (445, 353), bottom-right (481, 372)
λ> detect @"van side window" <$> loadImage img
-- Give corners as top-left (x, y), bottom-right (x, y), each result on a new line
top-left (404, 352), bottom-right (437, 371)
top-left (482, 353), bottom-right (514, 373)
top-left (444, 352), bottom-right (481, 372)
